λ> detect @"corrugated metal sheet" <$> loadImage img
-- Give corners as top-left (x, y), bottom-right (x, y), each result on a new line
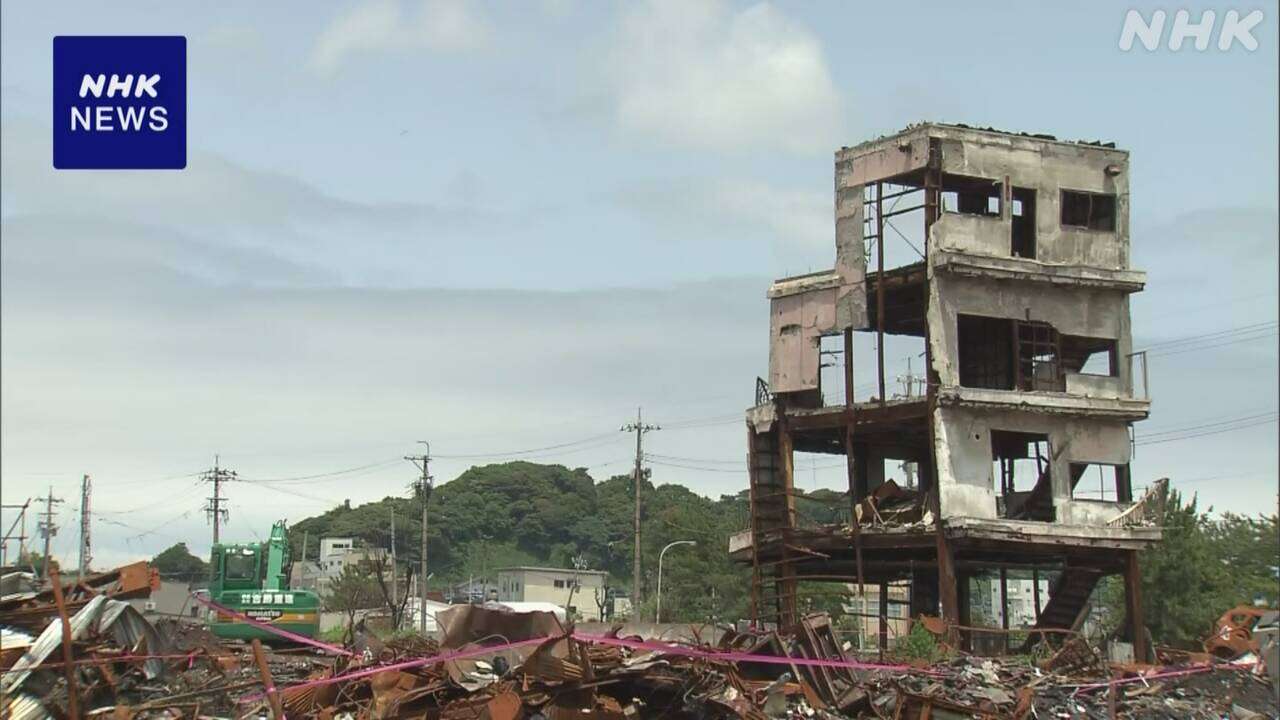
top-left (2, 693), bottom-right (51, 720)
top-left (0, 594), bottom-right (168, 696)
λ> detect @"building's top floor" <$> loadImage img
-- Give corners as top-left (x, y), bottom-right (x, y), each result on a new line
top-left (833, 122), bottom-right (1133, 273)
top-left (837, 122), bottom-right (1123, 159)
top-left (318, 537), bottom-right (353, 557)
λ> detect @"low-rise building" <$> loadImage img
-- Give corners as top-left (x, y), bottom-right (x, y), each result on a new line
top-left (495, 566), bottom-right (608, 621)
top-left (126, 579), bottom-right (202, 619)
top-left (290, 536), bottom-right (386, 598)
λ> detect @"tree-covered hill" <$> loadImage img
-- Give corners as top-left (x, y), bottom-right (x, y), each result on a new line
top-left (285, 461), bottom-right (758, 621)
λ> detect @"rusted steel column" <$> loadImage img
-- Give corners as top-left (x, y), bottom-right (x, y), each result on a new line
top-left (1124, 551), bottom-right (1147, 663)
top-left (48, 569), bottom-right (80, 720)
top-left (251, 639), bottom-right (285, 720)
top-left (878, 582), bottom-right (889, 660)
top-left (875, 181), bottom-right (885, 406)
top-left (999, 567), bottom-right (1010, 654)
top-left (845, 430), bottom-right (865, 596)
top-left (935, 534), bottom-right (960, 647)
top-left (777, 416), bottom-right (798, 627)
top-left (843, 328), bottom-right (854, 407)
top-left (1032, 567), bottom-right (1042, 623)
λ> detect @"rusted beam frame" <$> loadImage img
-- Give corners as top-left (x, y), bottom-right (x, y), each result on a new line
top-left (878, 582), bottom-right (889, 660)
top-left (878, 203), bottom-right (927, 220)
top-left (876, 181), bottom-right (886, 406)
top-left (776, 416), bottom-right (799, 627)
top-left (1125, 550), bottom-right (1147, 663)
top-left (842, 323), bottom-right (867, 599)
top-left (843, 328), bottom-right (854, 408)
top-left (251, 639), bottom-right (285, 720)
top-left (1032, 567), bottom-right (1043, 624)
top-left (48, 569), bottom-right (80, 720)
top-left (868, 185), bottom-right (922, 204)
top-left (845, 430), bottom-right (865, 596)
top-left (999, 566), bottom-right (1010, 654)
top-left (747, 423), bottom-right (762, 624)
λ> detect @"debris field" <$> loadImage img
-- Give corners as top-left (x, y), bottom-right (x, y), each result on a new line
top-left (2, 564), bottom-right (1276, 720)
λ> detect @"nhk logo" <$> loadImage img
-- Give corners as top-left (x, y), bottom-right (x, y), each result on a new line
top-left (53, 36), bottom-right (186, 169)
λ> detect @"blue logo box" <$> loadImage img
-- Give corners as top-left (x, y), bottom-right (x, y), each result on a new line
top-left (53, 36), bottom-right (186, 169)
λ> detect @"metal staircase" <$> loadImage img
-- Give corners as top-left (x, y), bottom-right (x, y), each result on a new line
top-left (747, 426), bottom-right (797, 627)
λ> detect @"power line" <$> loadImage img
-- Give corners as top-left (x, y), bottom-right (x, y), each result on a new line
top-left (648, 458), bottom-right (748, 474)
top-left (1138, 320), bottom-right (1277, 353)
top-left (236, 458), bottom-right (402, 484)
top-left (1135, 414), bottom-right (1278, 446)
top-left (432, 432), bottom-right (623, 460)
top-left (1145, 330), bottom-right (1277, 359)
top-left (1136, 411), bottom-right (1278, 440)
top-left (648, 453), bottom-right (746, 466)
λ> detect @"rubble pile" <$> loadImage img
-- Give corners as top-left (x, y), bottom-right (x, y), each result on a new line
top-left (2, 564), bottom-right (1277, 719)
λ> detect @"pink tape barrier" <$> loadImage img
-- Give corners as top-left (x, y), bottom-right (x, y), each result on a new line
top-left (1067, 661), bottom-right (1253, 694)
top-left (189, 592), bottom-right (354, 656)
top-left (240, 629), bottom-right (939, 704)
top-left (574, 632), bottom-right (935, 674)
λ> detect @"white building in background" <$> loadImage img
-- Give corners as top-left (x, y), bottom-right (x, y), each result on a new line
top-left (291, 536), bottom-right (386, 598)
top-left (986, 576), bottom-right (1052, 628)
top-left (495, 566), bottom-right (609, 621)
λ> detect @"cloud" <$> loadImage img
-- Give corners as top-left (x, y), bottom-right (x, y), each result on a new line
top-left (0, 116), bottom-right (508, 289)
top-left (607, 0), bottom-right (843, 154)
top-left (612, 177), bottom-right (832, 270)
top-left (311, 0), bottom-right (490, 75)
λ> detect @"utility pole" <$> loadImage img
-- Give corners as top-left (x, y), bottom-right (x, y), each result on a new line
top-left (389, 507), bottom-right (398, 626)
top-left (202, 456), bottom-right (236, 546)
top-left (37, 488), bottom-right (64, 580)
top-left (621, 408), bottom-right (659, 621)
top-left (405, 443), bottom-right (433, 634)
top-left (77, 475), bottom-right (92, 580)
top-left (1, 500), bottom-right (32, 568)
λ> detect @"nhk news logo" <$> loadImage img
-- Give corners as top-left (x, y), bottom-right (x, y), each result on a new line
top-left (53, 36), bottom-right (186, 169)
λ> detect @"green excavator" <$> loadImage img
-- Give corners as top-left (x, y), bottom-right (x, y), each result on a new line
top-left (207, 520), bottom-right (321, 641)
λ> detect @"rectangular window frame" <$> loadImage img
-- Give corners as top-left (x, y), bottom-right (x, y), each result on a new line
top-left (1060, 189), bottom-right (1116, 232)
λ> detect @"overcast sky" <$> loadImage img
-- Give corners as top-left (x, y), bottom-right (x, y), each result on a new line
top-left (2, 1), bottom-right (1277, 569)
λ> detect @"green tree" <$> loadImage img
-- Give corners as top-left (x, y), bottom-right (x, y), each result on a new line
top-left (323, 561), bottom-right (380, 644)
top-left (1100, 486), bottom-right (1230, 648)
top-left (285, 461), bottom-right (759, 624)
top-left (1206, 511), bottom-right (1279, 608)
top-left (152, 542), bottom-right (209, 580)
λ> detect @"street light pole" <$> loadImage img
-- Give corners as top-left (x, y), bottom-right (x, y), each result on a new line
top-left (656, 540), bottom-right (696, 623)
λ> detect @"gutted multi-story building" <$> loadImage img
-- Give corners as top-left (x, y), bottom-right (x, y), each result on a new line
top-left (732, 123), bottom-right (1164, 658)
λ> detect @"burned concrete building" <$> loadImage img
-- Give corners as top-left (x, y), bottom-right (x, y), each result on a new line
top-left (733, 123), bottom-right (1163, 658)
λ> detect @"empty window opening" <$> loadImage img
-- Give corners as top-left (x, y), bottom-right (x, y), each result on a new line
top-left (1068, 463), bottom-right (1132, 502)
top-left (1016, 320), bottom-right (1062, 392)
top-left (1060, 190), bottom-right (1116, 231)
top-left (1011, 187), bottom-right (1036, 259)
top-left (958, 315), bottom-right (1064, 392)
top-left (942, 175), bottom-right (1002, 217)
top-left (991, 430), bottom-right (1053, 521)
top-left (818, 334), bottom-right (846, 405)
top-left (958, 315), bottom-right (1014, 390)
top-left (1061, 335), bottom-right (1118, 376)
